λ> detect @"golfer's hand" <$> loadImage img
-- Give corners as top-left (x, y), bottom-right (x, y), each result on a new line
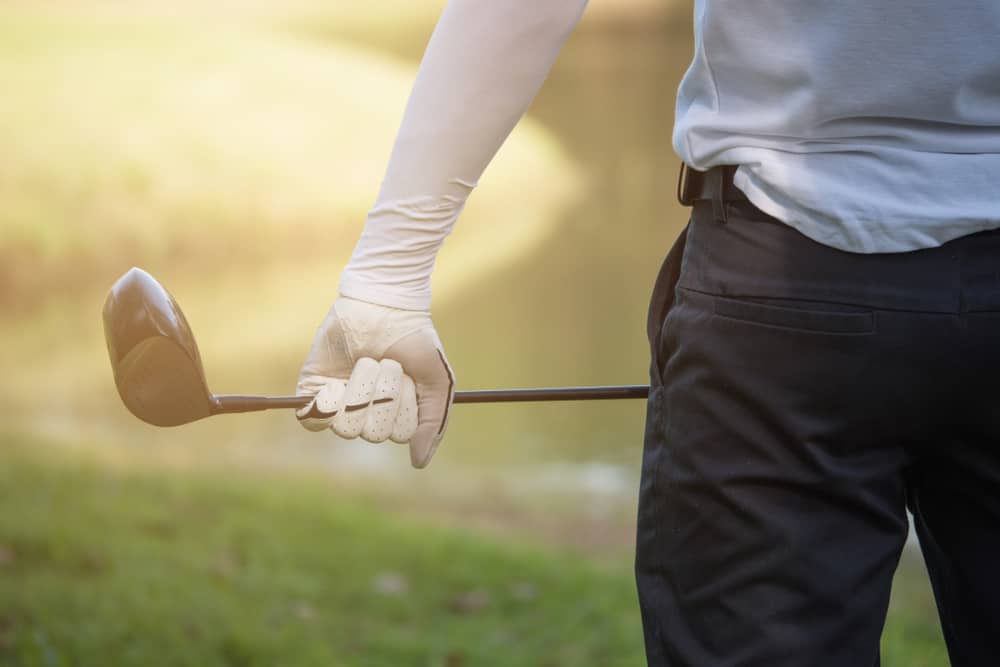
top-left (295, 296), bottom-right (455, 468)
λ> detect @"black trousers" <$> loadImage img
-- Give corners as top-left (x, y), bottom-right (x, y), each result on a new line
top-left (636, 199), bottom-right (1000, 666)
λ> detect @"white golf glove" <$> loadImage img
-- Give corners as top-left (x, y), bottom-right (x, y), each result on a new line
top-left (296, 297), bottom-right (455, 468)
top-left (296, 0), bottom-right (586, 467)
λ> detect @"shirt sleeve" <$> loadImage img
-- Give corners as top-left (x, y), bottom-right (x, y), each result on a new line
top-left (338, 0), bottom-right (589, 311)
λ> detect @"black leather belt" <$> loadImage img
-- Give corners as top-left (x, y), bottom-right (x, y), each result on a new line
top-left (676, 163), bottom-right (747, 223)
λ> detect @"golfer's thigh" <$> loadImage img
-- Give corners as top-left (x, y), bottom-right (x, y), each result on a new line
top-left (637, 287), bottom-right (908, 667)
top-left (906, 309), bottom-right (1000, 665)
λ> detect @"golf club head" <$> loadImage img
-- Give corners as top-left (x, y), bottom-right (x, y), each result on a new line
top-left (103, 268), bottom-right (215, 426)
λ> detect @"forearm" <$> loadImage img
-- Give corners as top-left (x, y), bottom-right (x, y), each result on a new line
top-left (340, 0), bottom-right (589, 310)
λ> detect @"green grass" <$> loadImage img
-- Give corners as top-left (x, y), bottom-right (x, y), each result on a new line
top-left (0, 436), bottom-right (642, 666)
top-left (0, 435), bottom-right (949, 666)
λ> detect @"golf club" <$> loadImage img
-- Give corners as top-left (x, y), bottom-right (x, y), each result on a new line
top-left (103, 267), bottom-right (649, 427)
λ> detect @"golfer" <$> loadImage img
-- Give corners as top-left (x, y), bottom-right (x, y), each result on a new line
top-left (296, 1), bottom-right (1000, 664)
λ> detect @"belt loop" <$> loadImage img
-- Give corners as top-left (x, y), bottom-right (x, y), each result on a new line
top-left (711, 167), bottom-right (728, 224)
top-left (677, 162), bottom-right (694, 206)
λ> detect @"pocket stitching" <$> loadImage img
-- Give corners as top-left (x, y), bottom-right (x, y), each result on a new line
top-left (712, 294), bottom-right (876, 335)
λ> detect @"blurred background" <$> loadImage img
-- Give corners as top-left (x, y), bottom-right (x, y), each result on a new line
top-left (0, 1), bottom-right (948, 664)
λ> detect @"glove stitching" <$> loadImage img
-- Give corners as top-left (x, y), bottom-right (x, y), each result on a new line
top-left (332, 301), bottom-right (359, 364)
top-left (435, 348), bottom-right (455, 436)
top-left (380, 323), bottom-right (436, 361)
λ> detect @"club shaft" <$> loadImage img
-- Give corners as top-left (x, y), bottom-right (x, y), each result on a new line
top-left (211, 385), bottom-right (649, 414)
top-left (454, 385), bottom-right (649, 403)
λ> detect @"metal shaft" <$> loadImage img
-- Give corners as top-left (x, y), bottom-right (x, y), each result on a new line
top-left (211, 385), bottom-right (649, 415)
top-left (453, 385), bottom-right (649, 403)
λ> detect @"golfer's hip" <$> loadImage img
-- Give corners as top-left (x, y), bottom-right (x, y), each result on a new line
top-left (677, 198), bottom-right (983, 313)
top-left (637, 194), bottom-right (1000, 667)
top-left (648, 197), bottom-right (1000, 446)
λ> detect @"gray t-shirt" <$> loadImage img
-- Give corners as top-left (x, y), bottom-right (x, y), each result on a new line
top-left (674, 0), bottom-right (1000, 253)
